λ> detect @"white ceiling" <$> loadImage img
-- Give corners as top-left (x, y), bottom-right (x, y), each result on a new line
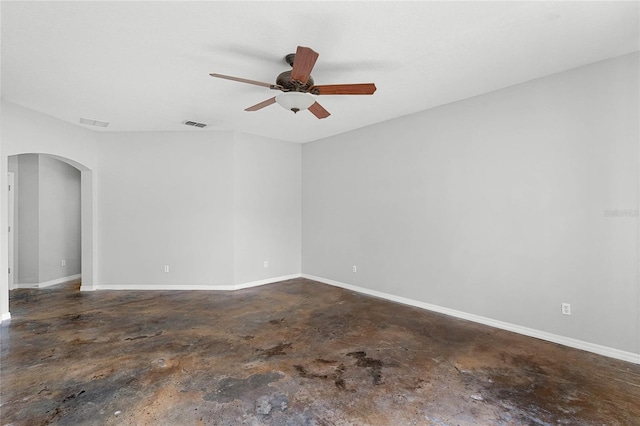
top-left (2, 1), bottom-right (638, 143)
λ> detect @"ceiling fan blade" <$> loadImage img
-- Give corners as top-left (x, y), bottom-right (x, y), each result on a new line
top-left (290, 46), bottom-right (319, 85)
top-left (210, 73), bottom-right (282, 90)
top-left (311, 83), bottom-right (377, 95)
top-left (308, 102), bottom-right (330, 119)
top-left (245, 97), bottom-right (277, 111)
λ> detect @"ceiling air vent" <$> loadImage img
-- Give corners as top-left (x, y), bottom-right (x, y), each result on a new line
top-left (79, 117), bottom-right (109, 127)
top-left (184, 120), bottom-right (207, 128)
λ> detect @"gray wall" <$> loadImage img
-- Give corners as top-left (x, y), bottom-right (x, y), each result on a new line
top-left (8, 154), bottom-right (81, 284)
top-left (96, 130), bottom-right (301, 287)
top-left (97, 131), bottom-right (236, 286)
top-left (233, 133), bottom-right (301, 285)
top-left (13, 155), bottom-right (39, 283)
top-left (38, 155), bottom-right (81, 282)
top-left (302, 53), bottom-right (639, 354)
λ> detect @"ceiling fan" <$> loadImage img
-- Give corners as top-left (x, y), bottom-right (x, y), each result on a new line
top-left (210, 46), bottom-right (377, 119)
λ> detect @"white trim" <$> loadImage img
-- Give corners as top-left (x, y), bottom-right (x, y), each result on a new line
top-left (92, 274), bottom-right (302, 292)
top-left (302, 274), bottom-right (640, 365)
top-left (1, 312), bottom-right (11, 323)
top-left (90, 284), bottom-right (221, 291)
top-left (235, 274), bottom-right (301, 289)
top-left (14, 274), bottom-right (82, 289)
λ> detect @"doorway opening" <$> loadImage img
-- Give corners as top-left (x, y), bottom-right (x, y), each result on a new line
top-left (4, 153), bottom-right (95, 317)
top-left (8, 154), bottom-right (82, 289)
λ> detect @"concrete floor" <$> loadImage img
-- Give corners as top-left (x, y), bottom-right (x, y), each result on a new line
top-left (1, 278), bottom-right (639, 425)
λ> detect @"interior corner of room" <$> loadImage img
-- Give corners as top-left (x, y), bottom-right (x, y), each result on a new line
top-left (2, 51), bottom-right (639, 364)
top-left (0, 7), bottom-right (639, 422)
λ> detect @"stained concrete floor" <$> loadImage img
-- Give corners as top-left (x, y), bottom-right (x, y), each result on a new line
top-left (1, 278), bottom-right (639, 426)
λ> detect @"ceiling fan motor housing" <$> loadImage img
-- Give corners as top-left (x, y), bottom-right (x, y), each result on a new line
top-left (276, 70), bottom-right (314, 92)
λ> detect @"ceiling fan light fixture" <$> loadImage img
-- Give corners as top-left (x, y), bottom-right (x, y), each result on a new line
top-left (276, 92), bottom-right (315, 114)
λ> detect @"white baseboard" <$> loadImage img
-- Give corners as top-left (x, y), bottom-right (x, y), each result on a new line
top-left (234, 274), bottom-right (301, 290)
top-left (14, 274), bottom-right (82, 289)
top-left (92, 274), bottom-right (302, 292)
top-left (302, 274), bottom-right (640, 365)
top-left (0, 312), bottom-right (11, 323)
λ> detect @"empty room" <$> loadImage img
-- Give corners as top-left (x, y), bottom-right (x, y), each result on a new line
top-left (1, 1), bottom-right (639, 425)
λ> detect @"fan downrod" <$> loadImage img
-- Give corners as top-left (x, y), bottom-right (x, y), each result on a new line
top-left (285, 53), bottom-right (296, 67)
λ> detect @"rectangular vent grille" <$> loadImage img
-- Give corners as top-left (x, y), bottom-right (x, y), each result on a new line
top-left (79, 117), bottom-right (109, 127)
top-left (184, 120), bottom-right (207, 128)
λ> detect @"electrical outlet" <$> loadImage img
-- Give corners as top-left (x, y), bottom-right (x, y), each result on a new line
top-left (164, 265), bottom-right (170, 273)
top-left (353, 265), bottom-right (357, 273)
top-left (60, 259), bottom-right (66, 267)
top-left (264, 261), bottom-right (269, 268)
top-left (562, 303), bottom-right (571, 315)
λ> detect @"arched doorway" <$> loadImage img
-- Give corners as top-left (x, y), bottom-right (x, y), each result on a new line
top-left (3, 153), bottom-right (96, 319)
top-left (8, 154), bottom-right (82, 289)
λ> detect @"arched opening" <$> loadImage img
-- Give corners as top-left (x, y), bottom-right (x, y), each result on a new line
top-left (8, 154), bottom-right (81, 289)
top-left (4, 153), bottom-right (95, 314)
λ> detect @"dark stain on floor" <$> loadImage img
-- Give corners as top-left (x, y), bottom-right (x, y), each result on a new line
top-left (1, 277), bottom-right (640, 425)
top-left (203, 372), bottom-right (283, 403)
top-left (256, 342), bottom-right (292, 358)
top-left (347, 350), bottom-right (386, 385)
